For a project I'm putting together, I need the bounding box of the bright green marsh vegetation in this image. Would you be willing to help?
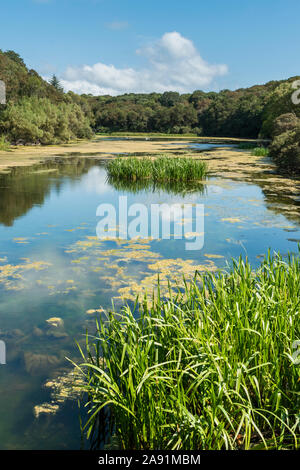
[0,135,10,151]
[237,143,270,156]
[251,147,269,157]
[76,251,300,450]
[106,155,207,185]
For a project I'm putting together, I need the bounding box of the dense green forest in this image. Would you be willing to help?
[0,50,92,144]
[0,50,300,170]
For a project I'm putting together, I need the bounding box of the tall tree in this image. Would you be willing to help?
[49,74,63,93]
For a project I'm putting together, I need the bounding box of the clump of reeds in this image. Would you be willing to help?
[106,155,207,184]
[251,146,269,156]
[75,251,300,450]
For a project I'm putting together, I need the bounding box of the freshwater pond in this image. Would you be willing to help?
[0,153,299,449]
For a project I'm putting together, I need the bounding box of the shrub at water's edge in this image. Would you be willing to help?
[74,251,300,450]
[0,135,10,151]
[269,113,300,172]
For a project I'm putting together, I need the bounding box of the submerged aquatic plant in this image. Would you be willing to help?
[75,251,300,450]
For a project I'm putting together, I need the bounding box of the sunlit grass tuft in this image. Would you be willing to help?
[0,135,11,151]
[106,155,207,185]
[251,147,269,156]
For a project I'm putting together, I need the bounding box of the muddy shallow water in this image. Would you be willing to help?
[0,141,299,449]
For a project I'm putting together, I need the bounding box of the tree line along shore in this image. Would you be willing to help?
[0,49,300,172]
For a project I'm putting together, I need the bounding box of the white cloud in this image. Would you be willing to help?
[61,31,228,96]
[81,167,113,195]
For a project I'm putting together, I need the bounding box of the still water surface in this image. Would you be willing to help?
[0,150,299,449]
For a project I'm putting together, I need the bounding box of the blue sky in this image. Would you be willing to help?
[0,0,299,95]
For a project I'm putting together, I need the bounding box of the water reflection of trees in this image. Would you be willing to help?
[0,157,103,226]
[254,176,300,226]
[1,157,300,228]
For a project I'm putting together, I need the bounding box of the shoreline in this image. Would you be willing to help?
[0,135,265,174]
